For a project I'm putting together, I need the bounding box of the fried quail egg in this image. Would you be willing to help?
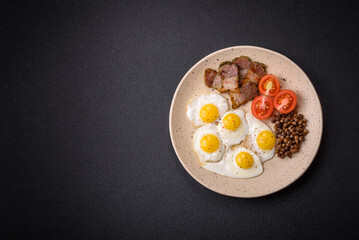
[193,124,225,163]
[186,93,229,126]
[218,109,248,147]
[246,113,276,162]
[203,147,263,178]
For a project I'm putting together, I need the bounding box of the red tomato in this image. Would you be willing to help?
[258,75,280,97]
[251,96,274,120]
[273,90,297,114]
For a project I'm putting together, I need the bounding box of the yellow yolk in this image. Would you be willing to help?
[223,113,241,130]
[256,130,276,150]
[235,152,254,169]
[200,104,219,123]
[200,135,220,153]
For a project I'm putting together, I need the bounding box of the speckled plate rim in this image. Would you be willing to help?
[169,46,323,198]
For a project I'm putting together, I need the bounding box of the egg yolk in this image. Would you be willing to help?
[200,135,220,153]
[200,104,219,123]
[223,113,241,130]
[235,152,254,169]
[256,130,276,150]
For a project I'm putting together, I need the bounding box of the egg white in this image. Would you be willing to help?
[193,124,225,163]
[186,93,229,126]
[246,113,275,162]
[203,147,263,178]
[218,109,248,147]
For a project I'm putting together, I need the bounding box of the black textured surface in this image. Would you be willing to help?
[2,0,359,239]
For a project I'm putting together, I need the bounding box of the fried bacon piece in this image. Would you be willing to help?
[233,56,252,70]
[218,61,239,92]
[204,68,222,91]
[233,56,252,82]
[204,68,217,88]
[230,92,246,108]
[229,82,258,108]
[242,62,267,85]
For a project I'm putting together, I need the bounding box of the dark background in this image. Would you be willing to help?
[2,0,359,239]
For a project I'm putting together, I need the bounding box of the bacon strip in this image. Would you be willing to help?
[229,82,258,108]
[204,68,222,91]
[233,56,252,84]
[204,68,217,87]
[242,62,266,85]
[233,56,251,70]
[218,61,239,92]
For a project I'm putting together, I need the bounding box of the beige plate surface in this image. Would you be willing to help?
[169,46,323,198]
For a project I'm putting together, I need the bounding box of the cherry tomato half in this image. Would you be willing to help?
[251,96,274,120]
[258,75,280,97]
[273,90,297,114]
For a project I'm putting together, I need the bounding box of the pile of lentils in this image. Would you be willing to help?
[271,112,309,158]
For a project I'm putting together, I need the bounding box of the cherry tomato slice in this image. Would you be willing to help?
[273,90,297,114]
[258,75,280,97]
[251,96,274,120]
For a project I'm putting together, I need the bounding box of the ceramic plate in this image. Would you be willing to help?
[169,46,323,198]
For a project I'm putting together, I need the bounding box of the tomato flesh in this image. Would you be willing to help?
[251,96,274,120]
[274,90,297,113]
[259,75,280,97]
